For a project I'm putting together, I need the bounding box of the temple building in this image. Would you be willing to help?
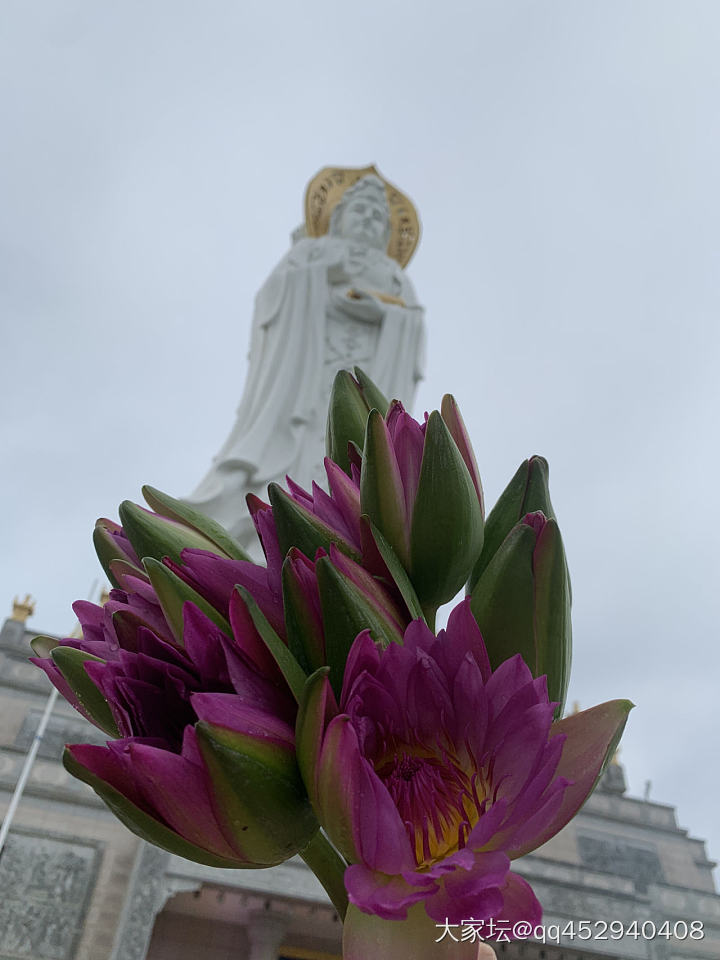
[1,602,719,960]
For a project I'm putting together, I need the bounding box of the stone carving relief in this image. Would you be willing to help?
[111,844,172,960]
[111,843,200,960]
[578,834,665,888]
[0,832,99,960]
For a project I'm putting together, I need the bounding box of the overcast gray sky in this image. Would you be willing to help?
[2,2,719,881]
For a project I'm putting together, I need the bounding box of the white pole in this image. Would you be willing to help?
[0,685,59,858]
[0,580,102,861]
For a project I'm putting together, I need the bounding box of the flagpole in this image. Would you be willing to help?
[0,579,101,861]
[0,686,59,859]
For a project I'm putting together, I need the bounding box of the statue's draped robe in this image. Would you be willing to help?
[187,235,425,542]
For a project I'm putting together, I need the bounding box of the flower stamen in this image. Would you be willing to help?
[376,742,487,869]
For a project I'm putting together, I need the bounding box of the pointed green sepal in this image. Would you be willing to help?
[470,455,555,590]
[440,393,484,517]
[470,522,536,665]
[533,518,572,714]
[353,366,390,416]
[143,557,230,646]
[50,647,120,737]
[141,485,250,561]
[62,747,242,868]
[360,409,409,566]
[363,518,425,623]
[234,586,307,702]
[325,368,390,476]
[316,555,403,697]
[470,516,571,716]
[295,667,335,813]
[409,411,484,614]
[93,519,142,589]
[195,722,318,865]
[30,635,59,658]
[268,483,360,563]
[118,500,222,568]
[326,370,373,475]
[108,558,150,589]
[281,553,323,674]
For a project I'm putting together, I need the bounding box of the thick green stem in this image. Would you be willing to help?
[300,830,349,920]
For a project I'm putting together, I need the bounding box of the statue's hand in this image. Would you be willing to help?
[336,288,386,323]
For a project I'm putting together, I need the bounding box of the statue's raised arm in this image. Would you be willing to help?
[185,166,426,550]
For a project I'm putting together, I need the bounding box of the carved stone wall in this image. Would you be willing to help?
[2,608,719,960]
[110,845,172,960]
[0,831,100,960]
[577,833,666,888]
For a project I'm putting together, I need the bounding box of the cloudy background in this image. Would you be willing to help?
[2,3,719,880]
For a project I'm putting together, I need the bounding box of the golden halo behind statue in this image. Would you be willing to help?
[304,164,421,268]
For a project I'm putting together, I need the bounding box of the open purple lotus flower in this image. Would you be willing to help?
[297,599,631,957]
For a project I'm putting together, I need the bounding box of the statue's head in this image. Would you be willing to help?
[329,175,391,251]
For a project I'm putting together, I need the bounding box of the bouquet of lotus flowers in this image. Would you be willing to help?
[31,368,631,960]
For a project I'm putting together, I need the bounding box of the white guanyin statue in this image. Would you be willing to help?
[186,165,426,549]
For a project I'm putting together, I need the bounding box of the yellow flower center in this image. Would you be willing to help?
[376,744,488,869]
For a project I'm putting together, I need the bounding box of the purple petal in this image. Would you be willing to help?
[225,586,278,677]
[127,739,239,859]
[310,481,359,548]
[494,871,543,929]
[484,654,535,718]
[182,603,231,687]
[191,692,295,746]
[65,741,149,813]
[96,518,141,567]
[317,716,414,873]
[252,506,284,598]
[440,597,491,682]
[385,402,425,519]
[502,777,569,853]
[509,699,633,858]
[340,630,381,705]
[325,458,362,548]
[71,600,106,645]
[344,867,435,920]
[489,701,554,788]
[521,510,547,537]
[451,657,489,756]
[422,850,509,924]
[173,550,285,639]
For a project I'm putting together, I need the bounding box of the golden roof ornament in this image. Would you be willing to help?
[11,594,35,623]
[304,164,421,267]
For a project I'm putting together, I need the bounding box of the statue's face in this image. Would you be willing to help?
[339,192,389,248]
